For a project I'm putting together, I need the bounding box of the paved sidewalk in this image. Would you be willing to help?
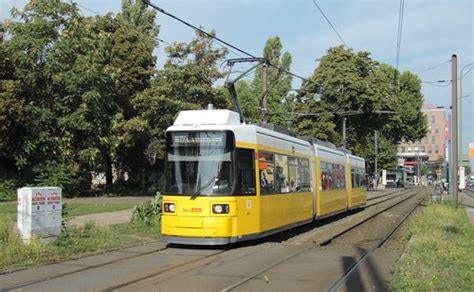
[67,209,134,227]
[64,196,152,227]
[460,189,474,224]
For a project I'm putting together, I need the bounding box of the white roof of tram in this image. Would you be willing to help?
[168,109,365,165]
[173,109,240,126]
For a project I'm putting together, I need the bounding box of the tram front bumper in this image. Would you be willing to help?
[161,215,234,238]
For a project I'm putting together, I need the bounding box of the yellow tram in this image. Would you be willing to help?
[161,109,367,245]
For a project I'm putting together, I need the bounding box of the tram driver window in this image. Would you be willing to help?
[237,149,256,195]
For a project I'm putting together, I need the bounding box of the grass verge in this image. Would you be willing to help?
[0,213,161,273]
[393,201,474,291]
[0,202,136,221]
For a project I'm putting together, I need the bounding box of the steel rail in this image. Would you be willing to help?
[219,188,424,291]
[328,192,425,292]
[367,189,401,201]
[365,190,410,208]
[1,241,166,291]
[319,188,420,246]
[105,249,229,291]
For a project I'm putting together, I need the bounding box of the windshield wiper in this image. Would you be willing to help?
[190,176,217,200]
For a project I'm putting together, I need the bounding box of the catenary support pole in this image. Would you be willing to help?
[451,54,458,202]
[262,63,269,123]
[374,130,378,190]
[342,117,347,149]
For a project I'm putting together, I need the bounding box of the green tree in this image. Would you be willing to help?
[296,46,426,170]
[152,30,229,108]
[131,30,229,178]
[3,0,83,184]
[291,99,339,141]
[236,79,260,123]
[112,0,158,118]
[357,133,398,175]
[0,21,25,173]
[1,0,161,191]
[252,36,293,126]
[107,0,159,187]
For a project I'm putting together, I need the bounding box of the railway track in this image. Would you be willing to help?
[366,189,408,208]
[219,188,425,291]
[328,192,425,291]
[367,189,401,201]
[1,188,420,291]
[0,241,165,291]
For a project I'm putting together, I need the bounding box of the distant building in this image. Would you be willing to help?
[396,106,448,184]
[397,107,448,162]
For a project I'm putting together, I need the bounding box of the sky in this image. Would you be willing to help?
[1,0,473,167]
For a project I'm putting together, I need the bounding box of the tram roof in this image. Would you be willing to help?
[169,109,365,163]
[173,109,240,126]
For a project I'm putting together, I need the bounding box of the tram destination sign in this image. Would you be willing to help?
[172,133,225,146]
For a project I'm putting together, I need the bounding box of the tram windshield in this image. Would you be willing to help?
[165,131,235,196]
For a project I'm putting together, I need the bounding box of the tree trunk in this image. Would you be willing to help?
[104,152,113,192]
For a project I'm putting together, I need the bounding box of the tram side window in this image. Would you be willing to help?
[259,152,311,194]
[321,162,345,190]
[336,164,346,188]
[299,159,311,191]
[351,167,367,188]
[275,154,289,193]
[359,168,367,187]
[351,168,359,188]
[237,148,256,195]
[259,152,275,194]
[321,162,331,190]
[361,169,367,187]
[288,157,299,192]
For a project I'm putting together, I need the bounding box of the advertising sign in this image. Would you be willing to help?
[459,167,465,190]
[470,143,474,159]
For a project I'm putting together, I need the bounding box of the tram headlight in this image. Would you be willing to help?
[212,204,229,214]
[164,203,175,213]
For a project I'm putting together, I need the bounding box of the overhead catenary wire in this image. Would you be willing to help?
[70,1,174,47]
[311,0,347,47]
[71,0,243,59]
[74,0,320,89]
[157,38,172,46]
[421,80,450,84]
[395,0,405,71]
[144,0,255,58]
[422,66,474,85]
[418,59,451,74]
[144,0,320,88]
[71,1,101,15]
[422,82,451,88]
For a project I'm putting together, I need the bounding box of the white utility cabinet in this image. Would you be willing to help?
[17,187,62,242]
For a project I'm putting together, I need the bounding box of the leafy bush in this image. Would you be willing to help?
[33,161,88,197]
[0,178,17,202]
[130,192,162,225]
